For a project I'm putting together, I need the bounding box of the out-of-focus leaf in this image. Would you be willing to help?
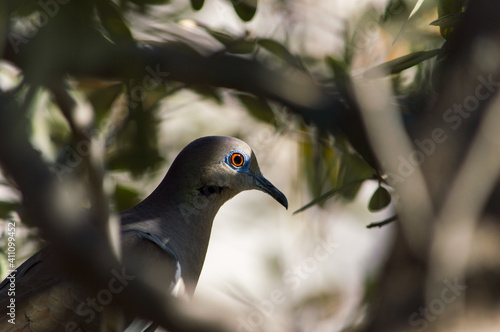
[298,129,372,210]
[325,56,352,101]
[368,186,392,212]
[337,153,372,200]
[113,184,141,211]
[190,85,223,104]
[258,39,301,68]
[202,27,255,54]
[107,87,164,175]
[95,0,134,44]
[363,49,441,78]
[393,0,426,45]
[230,0,257,22]
[190,0,204,10]
[86,83,123,122]
[429,13,463,28]
[235,93,274,123]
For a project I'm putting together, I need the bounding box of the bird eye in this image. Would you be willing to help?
[230,153,245,168]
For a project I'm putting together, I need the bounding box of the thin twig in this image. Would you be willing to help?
[366,215,397,228]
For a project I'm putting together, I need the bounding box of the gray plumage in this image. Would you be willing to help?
[0,136,287,332]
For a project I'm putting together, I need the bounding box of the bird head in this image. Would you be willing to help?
[165,136,288,209]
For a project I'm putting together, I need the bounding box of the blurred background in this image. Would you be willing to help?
[2,0,500,331]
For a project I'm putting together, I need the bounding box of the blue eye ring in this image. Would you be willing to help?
[225,150,250,171]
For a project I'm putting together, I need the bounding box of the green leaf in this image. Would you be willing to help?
[231,0,257,22]
[86,83,123,122]
[113,184,141,211]
[95,0,134,44]
[235,93,274,123]
[189,85,223,104]
[257,39,301,68]
[335,151,373,201]
[190,0,204,10]
[368,186,391,212]
[325,56,352,101]
[363,49,441,78]
[429,13,463,28]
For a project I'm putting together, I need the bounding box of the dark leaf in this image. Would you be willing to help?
[337,152,373,201]
[368,186,391,212]
[107,86,164,175]
[86,83,124,122]
[190,85,223,104]
[190,0,205,10]
[95,0,134,44]
[235,93,274,123]
[230,0,257,22]
[429,13,464,28]
[202,27,255,54]
[113,184,141,211]
[325,56,352,101]
[258,39,301,68]
[363,49,441,78]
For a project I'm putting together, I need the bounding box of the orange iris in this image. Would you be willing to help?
[231,153,244,167]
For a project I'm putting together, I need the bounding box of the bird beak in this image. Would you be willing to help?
[254,175,288,209]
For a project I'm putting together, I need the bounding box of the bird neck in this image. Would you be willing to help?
[121,173,237,294]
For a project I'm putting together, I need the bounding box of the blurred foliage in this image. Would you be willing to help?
[0,0,465,250]
[0,0,462,226]
[0,0,485,330]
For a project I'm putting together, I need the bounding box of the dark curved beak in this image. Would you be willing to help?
[254,175,288,209]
